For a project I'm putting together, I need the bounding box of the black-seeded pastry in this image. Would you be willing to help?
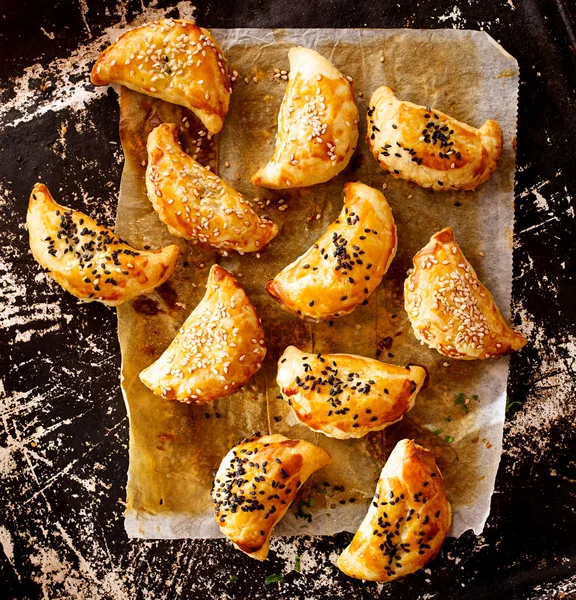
[140,265,266,403]
[212,433,332,560]
[252,46,358,188]
[266,182,396,321]
[337,439,452,581]
[405,227,527,359]
[27,183,179,306]
[277,346,426,439]
[146,123,278,254]
[367,86,502,191]
[91,19,230,135]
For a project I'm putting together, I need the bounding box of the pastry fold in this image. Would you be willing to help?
[277,346,426,439]
[213,433,332,560]
[27,183,179,306]
[337,439,451,581]
[404,227,527,359]
[368,86,502,191]
[267,182,397,322]
[91,19,230,135]
[146,123,278,254]
[252,46,358,188]
[140,265,266,403]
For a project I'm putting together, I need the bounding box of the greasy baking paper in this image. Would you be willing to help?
[114,28,519,540]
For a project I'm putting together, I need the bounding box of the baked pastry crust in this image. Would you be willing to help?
[27,183,179,306]
[212,433,332,560]
[146,123,278,254]
[337,439,451,581]
[277,346,426,439]
[266,182,397,322]
[251,46,359,188]
[139,264,266,403]
[367,86,502,191]
[404,227,527,359]
[91,19,230,135]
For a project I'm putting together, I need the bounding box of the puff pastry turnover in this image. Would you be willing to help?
[91,19,230,135]
[277,346,426,439]
[405,227,527,359]
[27,183,179,306]
[267,182,397,322]
[146,123,278,254]
[337,439,451,582]
[139,264,266,403]
[213,433,332,560]
[367,86,503,191]
[251,46,359,188]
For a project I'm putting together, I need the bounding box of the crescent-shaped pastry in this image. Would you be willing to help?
[405,228,527,359]
[367,86,503,191]
[139,264,266,403]
[337,439,452,582]
[251,46,359,189]
[27,183,179,306]
[277,346,427,440]
[266,182,396,322]
[90,19,230,135]
[146,123,278,254]
[212,433,332,560]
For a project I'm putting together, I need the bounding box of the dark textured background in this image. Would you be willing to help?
[1,1,575,598]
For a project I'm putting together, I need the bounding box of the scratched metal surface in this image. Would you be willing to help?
[1,1,575,599]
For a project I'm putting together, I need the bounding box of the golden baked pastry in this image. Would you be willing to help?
[337,439,451,581]
[266,182,396,321]
[27,183,179,306]
[91,19,230,135]
[277,346,426,439]
[367,86,502,191]
[146,123,278,254]
[405,227,527,359]
[212,433,332,560]
[140,264,266,403]
[251,46,358,188]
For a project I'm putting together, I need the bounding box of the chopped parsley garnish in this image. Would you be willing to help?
[295,555,301,573]
[265,574,285,585]
[229,575,237,583]
[295,498,314,522]
[454,392,469,413]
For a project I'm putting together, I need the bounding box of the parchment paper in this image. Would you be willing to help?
[115,28,519,540]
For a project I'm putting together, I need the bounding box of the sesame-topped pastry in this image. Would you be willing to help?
[251,46,358,189]
[139,264,266,403]
[212,433,332,560]
[146,123,278,254]
[277,346,426,440]
[337,439,451,582]
[27,183,179,306]
[91,19,230,135]
[405,228,527,359]
[367,86,503,191]
[266,182,396,322]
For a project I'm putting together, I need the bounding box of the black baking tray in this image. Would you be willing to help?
[1,1,575,598]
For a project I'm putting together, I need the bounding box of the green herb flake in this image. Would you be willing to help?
[295,498,313,522]
[454,392,469,414]
[265,574,285,585]
[505,396,522,413]
[229,575,238,584]
[295,555,301,573]
[472,395,479,401]
[445,416,452,422]
[444,435,454,444]
[433,429,441,436]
